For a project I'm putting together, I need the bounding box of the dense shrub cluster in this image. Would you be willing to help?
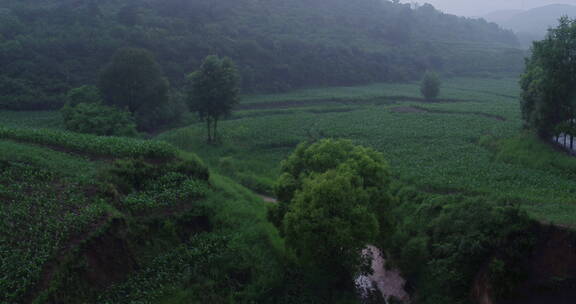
[386,187,536,303]
[61,102,138,137]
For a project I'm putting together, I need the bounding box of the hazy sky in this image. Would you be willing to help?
[404,0,576,16]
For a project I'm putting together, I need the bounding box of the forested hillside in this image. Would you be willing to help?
[0,0,523,110]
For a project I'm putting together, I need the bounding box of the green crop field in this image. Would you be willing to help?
[159,76,576,226]
[3,76,575,303]
[0,111,62,129]
[0,127,284,303]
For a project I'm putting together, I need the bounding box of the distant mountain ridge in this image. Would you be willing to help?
[0,0,525,110]
[483,9,524,25]
[483,4,576,47]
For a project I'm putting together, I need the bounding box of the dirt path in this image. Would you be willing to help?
[391,106,506,121]
[239,96,469,111]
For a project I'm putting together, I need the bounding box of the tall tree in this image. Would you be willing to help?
[420,71,441,101]
[98,48,169,130]
[520,17,576,139]
[283,168,379,288]
[272,139,393,291]
[187,55,240,143]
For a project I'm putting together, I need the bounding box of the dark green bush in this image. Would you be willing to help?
[65,85,102,107]
[61,102,138,137]
[386,194,536,303]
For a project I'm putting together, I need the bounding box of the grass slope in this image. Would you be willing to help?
[0,128,285,303]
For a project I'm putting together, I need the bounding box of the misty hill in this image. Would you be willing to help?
[484,4,576,47]
[483,9,525,25]
[0,0,524,110]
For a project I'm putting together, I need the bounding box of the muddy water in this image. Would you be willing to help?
[356,245,410,303]
[554,134,576,153]
[260,195,278,203]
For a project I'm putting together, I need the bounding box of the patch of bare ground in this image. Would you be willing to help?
[390,106,428,113]
[238,96,468,111]
[24,214,114,303]
[260,195,278,203]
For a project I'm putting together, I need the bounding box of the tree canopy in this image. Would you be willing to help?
[187,55,240,143]
[272,139,393,288]
[99,48,169,120]
[520,17,576,138]
[283,168,379,283]
[421,71,441,101]
[0,0,524,110]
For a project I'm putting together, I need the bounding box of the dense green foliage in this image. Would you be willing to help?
[61,102,138,137]
[272,140,391,290]
[0,0,523,110]
[99,47,170,130]
[187,55,240,143]
[386,190,535,303]
[420,71,441,101]
[520,17,576,138]
[284,170,379,287]
[66,85,103,107]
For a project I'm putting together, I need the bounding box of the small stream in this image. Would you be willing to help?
[355,246,410,303]
[554,134,576,153]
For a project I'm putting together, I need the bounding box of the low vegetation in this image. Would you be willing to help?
[0,125,292,303]
[0,126,177,159]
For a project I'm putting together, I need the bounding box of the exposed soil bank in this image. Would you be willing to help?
[474,225,576,304]
[29,212,211,303]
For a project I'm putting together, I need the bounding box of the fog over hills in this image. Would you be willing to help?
[411,0,576,17]
[482,4,576,47]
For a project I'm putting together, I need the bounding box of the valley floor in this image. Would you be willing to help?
[157,76,576,226]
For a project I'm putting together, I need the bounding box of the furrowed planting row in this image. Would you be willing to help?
[0,126,177,160]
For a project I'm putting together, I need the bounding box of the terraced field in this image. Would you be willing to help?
[0,128,282,303]
[159,77,576,226]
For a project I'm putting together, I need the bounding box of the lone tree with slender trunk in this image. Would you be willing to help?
[187,55,240,143]
[420,71,441,101]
